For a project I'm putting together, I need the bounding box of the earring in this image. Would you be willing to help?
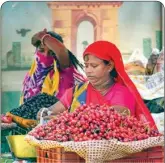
[109,68,112,72]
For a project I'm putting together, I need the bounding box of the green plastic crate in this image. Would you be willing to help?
[1,129,12,153]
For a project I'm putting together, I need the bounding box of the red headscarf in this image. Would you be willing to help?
[83,41,157,129]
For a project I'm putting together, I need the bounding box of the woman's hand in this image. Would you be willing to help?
[31,29,47,46]
[34,29,47,41]
[22,119,37,128]
[36,108,49,120]
[37,101,67,120]
[110,106,130,116]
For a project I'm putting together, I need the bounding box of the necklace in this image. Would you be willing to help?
[92,80,116,96]
[99,82,116,96]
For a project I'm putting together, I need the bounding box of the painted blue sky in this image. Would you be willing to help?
[1,2,52,57]
[1,1,162,60]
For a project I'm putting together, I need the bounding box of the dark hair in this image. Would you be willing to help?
[103,60,118,78]
[34,31,84,71]
[68,50,84,70]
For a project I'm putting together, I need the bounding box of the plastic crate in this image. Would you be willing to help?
[36,147,85,163]
[4,125,36,162]
[7,135,37,159]
[1,129,13,153]
[36,146,164,163]
[1,123,30,154]
[107,146,164,163]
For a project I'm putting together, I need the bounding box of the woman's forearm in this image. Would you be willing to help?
[31,29,70,68]
[110,105,131,116]
[44,36,70,68]
[48,101,67,115]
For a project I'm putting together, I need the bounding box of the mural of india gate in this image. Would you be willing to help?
[47,2,123,62]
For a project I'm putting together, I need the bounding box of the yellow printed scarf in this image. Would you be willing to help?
[20,60,59,105]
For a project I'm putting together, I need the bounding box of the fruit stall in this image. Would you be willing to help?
[23,104,164,163]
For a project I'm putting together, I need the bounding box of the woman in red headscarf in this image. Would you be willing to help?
[37,41,156,129]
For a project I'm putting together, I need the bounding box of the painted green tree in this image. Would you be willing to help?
[156,31,162,51]
[82,41,89,50]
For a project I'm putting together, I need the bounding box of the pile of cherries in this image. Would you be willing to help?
[29,104,161,142]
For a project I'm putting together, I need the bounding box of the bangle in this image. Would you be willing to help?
[41,34,51,45]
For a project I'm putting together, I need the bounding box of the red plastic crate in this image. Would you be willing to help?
[108,146,164,163]
[36,146,164,163]
[36,147,85,163]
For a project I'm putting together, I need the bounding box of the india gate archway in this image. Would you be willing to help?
[77,21,94,63]
[47,2,123,55]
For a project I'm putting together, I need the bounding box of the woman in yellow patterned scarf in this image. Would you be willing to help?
[6,29,86,128]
